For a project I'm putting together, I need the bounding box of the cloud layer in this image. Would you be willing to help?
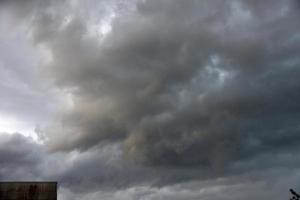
[35,0,300,169]
[1,0,300,199]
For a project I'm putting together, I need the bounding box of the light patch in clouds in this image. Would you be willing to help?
[85,12,115,40]
[99,12,115,36]
[228,1,252,26]
[0,11,61,141]
[0,113,34,137]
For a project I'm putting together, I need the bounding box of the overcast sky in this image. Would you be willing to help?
[0,0,300,199]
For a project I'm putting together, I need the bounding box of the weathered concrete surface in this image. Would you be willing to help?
[0,182,56,200]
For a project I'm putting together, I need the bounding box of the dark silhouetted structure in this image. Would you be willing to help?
[290,189,300,200]
[0,182,56,200]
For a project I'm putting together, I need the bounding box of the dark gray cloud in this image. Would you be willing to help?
[0,133,150,190]
[0,133,44,180]
[0,133,208,195]
[30,0,300,170]
[63,170,300,200]
[0,132,300,200]
[1,0,300,199]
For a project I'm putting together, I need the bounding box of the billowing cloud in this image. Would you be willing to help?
[0,132,300,200]
[58,170,300,200]
[0,133,43,180]
[1,0,300,199]
[26,0,300,170]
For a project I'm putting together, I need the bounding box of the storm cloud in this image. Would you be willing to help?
[1,0,300,199]
[28,0,300,169]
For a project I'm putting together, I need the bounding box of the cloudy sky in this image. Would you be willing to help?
[0,0,300,199]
